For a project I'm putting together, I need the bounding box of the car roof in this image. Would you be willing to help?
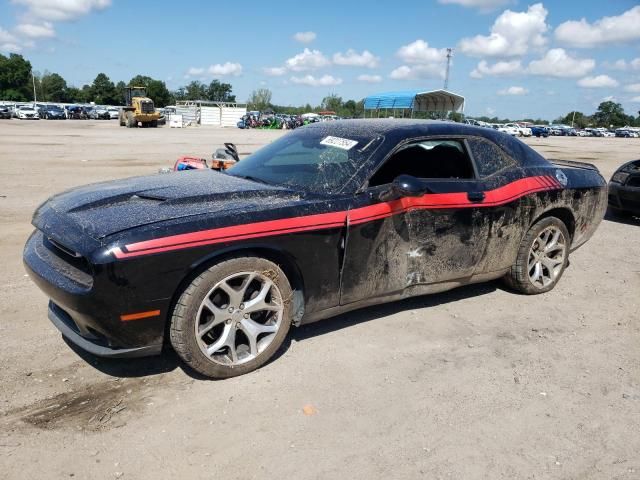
[302,118,549,168]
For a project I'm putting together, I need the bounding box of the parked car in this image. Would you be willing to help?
[16,104,39,119]
[505,123,532,137]
[608,159,640,216]
[498,124,519,136]
[39,104,66,120]
[0,105,11,119]
[530,125,549,138]
[66,105,89,119]
[107,107,120,120]
[615,128,639,138]
[24,120,607,378]
[90,106,111,120]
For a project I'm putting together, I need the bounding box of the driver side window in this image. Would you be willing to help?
[369,139,475,187]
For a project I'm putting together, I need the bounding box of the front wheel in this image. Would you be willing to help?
[504,216,570,294]
[170,257,293,378]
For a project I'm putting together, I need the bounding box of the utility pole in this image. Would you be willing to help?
[571,110,576,127]
[444,48,453,90]
[32,71,37,105]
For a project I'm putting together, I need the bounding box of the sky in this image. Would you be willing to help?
[1,0,639,119]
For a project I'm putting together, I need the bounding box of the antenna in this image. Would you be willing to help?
[444,48,453,90]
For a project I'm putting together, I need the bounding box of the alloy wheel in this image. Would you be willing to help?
[194,271,284,365]
[527,226,567,288]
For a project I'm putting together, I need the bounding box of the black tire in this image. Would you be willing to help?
[150,120,158,128]
[170,256,293,378]
[504,216,570,295]
[126,112,136,128]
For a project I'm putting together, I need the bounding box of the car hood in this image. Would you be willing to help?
[34,170,299,240]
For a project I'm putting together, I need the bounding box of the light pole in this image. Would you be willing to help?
[32,71,37,105]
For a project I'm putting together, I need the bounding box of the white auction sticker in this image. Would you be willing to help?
[320,136,358,150]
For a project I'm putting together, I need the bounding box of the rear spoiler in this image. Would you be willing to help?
[549,159,600,172]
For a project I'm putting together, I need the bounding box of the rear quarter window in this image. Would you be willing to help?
[467,137,516,177]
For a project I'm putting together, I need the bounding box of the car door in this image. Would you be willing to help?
[339,137,491,306]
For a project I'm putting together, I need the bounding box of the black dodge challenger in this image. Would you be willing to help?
[24,120,607,378]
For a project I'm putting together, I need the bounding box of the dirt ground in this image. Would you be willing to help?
[1,120,639,480]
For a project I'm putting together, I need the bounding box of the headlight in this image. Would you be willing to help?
[611,172,629,184]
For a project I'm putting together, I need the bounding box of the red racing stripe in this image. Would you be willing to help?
[112,175,558,259]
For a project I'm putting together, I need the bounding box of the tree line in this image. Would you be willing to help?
[0,53,236,107]
[3,52,639,126]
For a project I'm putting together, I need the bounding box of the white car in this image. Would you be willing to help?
[498,124,519,136]
[505,123,532,137]
[16,105,39,120]
[107,108,120,120]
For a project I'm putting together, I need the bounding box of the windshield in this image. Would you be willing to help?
[226,128,383,194]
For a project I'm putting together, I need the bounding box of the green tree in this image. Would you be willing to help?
[321,94,342,113]
[128,75,172,107]
[448,111,465,123]
[40,72,68,102]
[184,80,208,100]
[0,53,32,101]
[247,88,272,111]
[115,81,126,105]
[592,101,631,128]
[89,73,118,104]
[207,79,235,102]
[560,111,590,128]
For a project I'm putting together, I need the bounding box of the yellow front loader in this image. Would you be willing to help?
[119,86,161,128]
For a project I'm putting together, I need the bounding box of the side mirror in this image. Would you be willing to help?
[379,175,425,201]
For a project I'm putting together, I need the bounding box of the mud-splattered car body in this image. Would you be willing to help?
[24,120,607,358]
[608,159,640,216]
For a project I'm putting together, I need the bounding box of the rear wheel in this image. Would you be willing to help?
[504,216,570,294]
[170,257,292,378]
[151,120,158,128]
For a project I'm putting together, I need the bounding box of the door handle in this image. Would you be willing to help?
[468,191,485,202]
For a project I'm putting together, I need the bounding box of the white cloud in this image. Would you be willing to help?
[527,48,595,78]
[389,64,445,80]
[601,95,616,103]
[624,83,640,93]
[458,3,548,57]
[11,0,111,22]
[497,86,528,95]
[208,62,243,77]
[555,6,640,48]
[470,59,522,78]
[186,67,205,76]
[290,74,342,87]
[333,49,379,68]
[293,31,316,43]
[577,75,619,88]
[357,74,382,83]
[438,0,510,10]
[603,59,630,71]
[263,66,287,76]
[0,27,22,52]
[397,39,447,64]
[602,58,640,71]
[15,22,55,38]
[631,96,640,103]
[285,48,330,71]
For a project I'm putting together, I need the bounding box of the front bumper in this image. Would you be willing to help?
[24,230,168,355]
[608,182,640,214]
[49,302,162,358]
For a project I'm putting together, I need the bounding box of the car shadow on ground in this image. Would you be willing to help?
[604,209,640,226]
[68,281,502,381]
[290,281,499,343]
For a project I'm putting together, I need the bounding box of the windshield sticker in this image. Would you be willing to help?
[320,136,359,150]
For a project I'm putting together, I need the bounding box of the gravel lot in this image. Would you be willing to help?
[1,120,639,479]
